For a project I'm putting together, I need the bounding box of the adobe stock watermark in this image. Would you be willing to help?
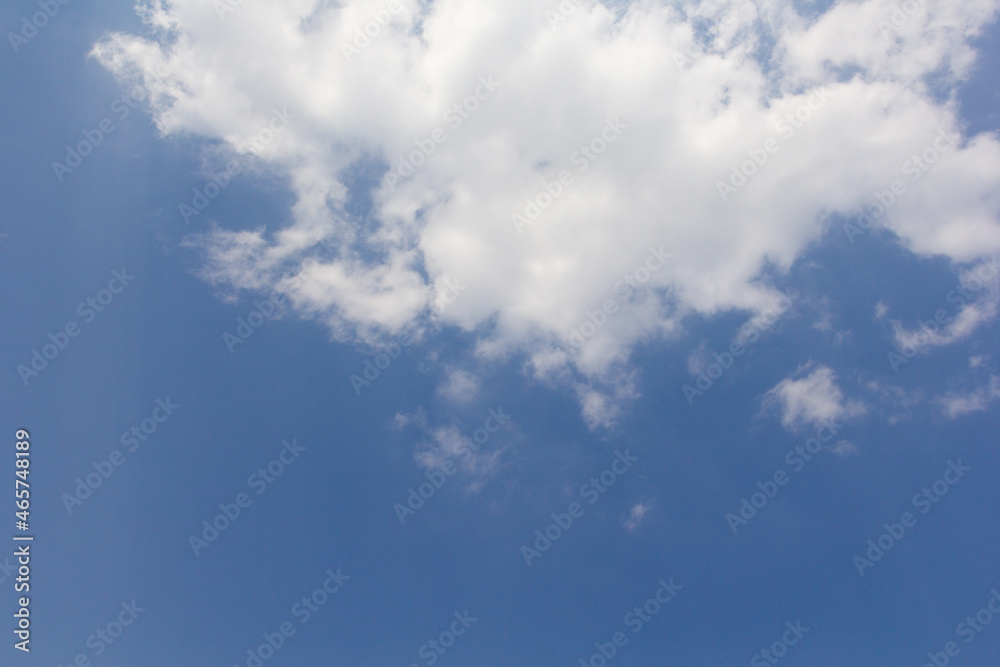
[578,578,682,667]
[188,439,306,556]
[717,90,832,202]
[919,586,1000,667]
[7,0,72,54]
[394,407,511,523]
[887,254,998,373]
[843,128,960,243]
[683,290,793,405]
[231,568,349,667]
[750,620,810,667]
[545,0,585,28]
[51,86,154,183]
[223,294,284,353]
[567,245,672,349]
[17,268,135,386]
[349,330,421,396]
[725,417,843,534]
[520,449,639,566]
[385,75,502,192]
[61,397,180,515]
[853,459,970,576]
[433,276,467,312]
[406,611,477,667]
[180,107,293,224]
[340,0,406,62]
[877,0,926,38]
[57,600,145,666]
[511,117,628,233]
[223,273,305,353]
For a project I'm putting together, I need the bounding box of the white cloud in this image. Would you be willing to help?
[812,302,850,345]
[829,440,860,457]
[935,375,1000,418]
[874,301,889,320]
[686,341,710,376]
[575,368,640,430]
[864,379,924,424]
[93,0,1000,425]
[412,423,506,492]
[624,501,653,532]
[764,362,867,430]
[390,409,427,431]
[437,368,481,404]
[890,255,1000,353]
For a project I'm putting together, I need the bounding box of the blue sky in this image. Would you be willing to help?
[2,1,1000,666]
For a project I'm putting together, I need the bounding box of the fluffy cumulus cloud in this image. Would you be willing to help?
[92,0,1000,422]
[764,362,866,430]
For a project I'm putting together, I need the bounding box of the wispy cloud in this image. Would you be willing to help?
[624,501,654,532]
[935,376,1000,419]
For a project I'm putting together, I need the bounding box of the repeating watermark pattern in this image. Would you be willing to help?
[683,290,793,405]
[887,254,998,372]
[51,89,150,183]
[7,0,72,53]
[843,129,960,243]
[222,272,306,354]
[717,91,832,202]
[511,117,628,233]
[919,586,1000,667]
[406,610,477,667]
[188,439,306,556]
[567,246,672,349]
[349,334,416,396]
[546,0,585,28]
[578,578,682,667]
[351,281,463,394]
[180,159,243,225]
[61,397,180,515]
[877,0,926,38]
[86,600,144,658]
[726,418,843,534]
[17,268,135,386]
[853,459,970,576]
[750,620,810,666]
[520,449,639,566]
[394,407,511,524]
[230,568,348,667]
[223,289,289,353]
[57,600,145,666]
[340,0,406,62]
[180,108,294,224]
[433,276,467,313]
[385,76,502,192]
